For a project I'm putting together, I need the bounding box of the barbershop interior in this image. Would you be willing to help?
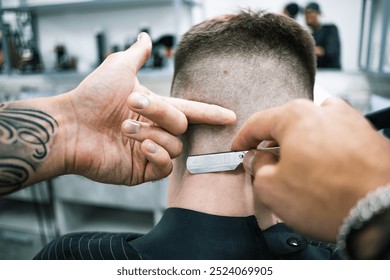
[0,0,389,260]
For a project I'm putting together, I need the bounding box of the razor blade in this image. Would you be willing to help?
[186,146,279,174]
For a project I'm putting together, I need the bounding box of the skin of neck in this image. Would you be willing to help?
[311,22,322,31]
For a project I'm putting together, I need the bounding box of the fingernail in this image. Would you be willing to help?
[243,150,256,176]
[123,120,140,134]
[130,92,149,109]
[146,142,157,154]
[137,32,144,41]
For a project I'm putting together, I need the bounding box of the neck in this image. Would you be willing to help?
[168,163,280,229]
[168,167,254,217]
[310,22,322,31]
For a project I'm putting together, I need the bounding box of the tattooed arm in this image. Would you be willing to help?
[0,96,67,194]
[0,33,235,195]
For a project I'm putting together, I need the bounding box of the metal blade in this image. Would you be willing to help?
[186,144,280,175]
[186,150,248,174]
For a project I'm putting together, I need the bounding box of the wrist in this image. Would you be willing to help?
[337,183,390,259]
[26,92,78,178]
[32,93,76,178]
[52,90,80,175]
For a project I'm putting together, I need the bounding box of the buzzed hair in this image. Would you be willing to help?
[171,10,316,159]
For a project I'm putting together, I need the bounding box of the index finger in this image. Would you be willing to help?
[128,89,237,136]
[231,108,282,151]
[163,96,237,125]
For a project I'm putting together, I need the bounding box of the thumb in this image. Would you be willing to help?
[123,32,152,73]
[243,149,278,176]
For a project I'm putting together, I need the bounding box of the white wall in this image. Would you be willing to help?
[201,0,363,72]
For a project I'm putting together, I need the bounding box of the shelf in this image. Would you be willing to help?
[0,68,173,103]
[0,0,198,76]
[1,0,176,14]
[1,0,199,15]
[52,175,168,212]
[56,202,154,234]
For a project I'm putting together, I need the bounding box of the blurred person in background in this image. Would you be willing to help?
[282,2,300,19]
[304,2,341,69]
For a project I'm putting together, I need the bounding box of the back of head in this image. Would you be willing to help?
[284,3,300,19]
[305,2,321,14]
[171,10,315,165]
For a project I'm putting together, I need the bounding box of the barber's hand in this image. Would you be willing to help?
[232,97,390,242]
[65,33,236,186]
[315,46,325,57]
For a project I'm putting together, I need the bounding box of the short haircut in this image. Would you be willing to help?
[171,10,316,162]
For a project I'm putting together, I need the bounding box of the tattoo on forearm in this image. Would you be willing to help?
[0,103,58,191]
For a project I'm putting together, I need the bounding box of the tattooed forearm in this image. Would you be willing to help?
[0,158,34,188]
[0,103,58,192]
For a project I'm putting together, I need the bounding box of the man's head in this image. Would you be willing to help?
[171,10,315,165]
[305,2,321,29]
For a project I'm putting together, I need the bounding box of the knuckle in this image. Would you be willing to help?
[105,51,121,63]
[174,119,188,136]
[171,139,184,158]
[286,99,314,120]
[288,99,312,110]
[153,156,173,179]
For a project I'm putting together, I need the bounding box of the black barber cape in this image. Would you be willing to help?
[34,208,342,260]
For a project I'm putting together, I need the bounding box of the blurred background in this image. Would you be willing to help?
[0,0,389,259]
